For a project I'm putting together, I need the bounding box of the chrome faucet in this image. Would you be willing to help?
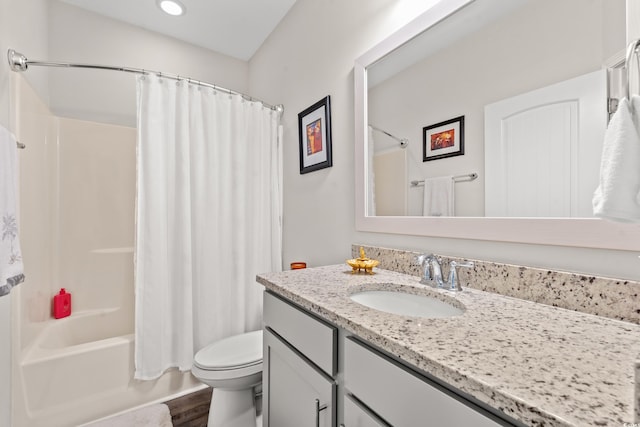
[415,254,474,291]
[415,254,444,288]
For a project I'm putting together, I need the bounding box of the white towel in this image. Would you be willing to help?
[423,176,454,216]
[592,95,640,222]
[0,125,24,297]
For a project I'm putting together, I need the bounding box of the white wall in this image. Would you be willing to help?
[0,0,49,424]
[45,1,250,127]
[0,295,9,427]
[250,0,640,281]
[1,0,50,128]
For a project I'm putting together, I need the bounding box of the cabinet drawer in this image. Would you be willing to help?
[344,337,508,427]
[263,291,337,376]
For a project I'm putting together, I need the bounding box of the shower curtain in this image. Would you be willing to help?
[134,75,283,380]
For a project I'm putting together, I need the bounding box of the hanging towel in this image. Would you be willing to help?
[0,125,24,297]
[423,176,454,216]
[592,95,640,222]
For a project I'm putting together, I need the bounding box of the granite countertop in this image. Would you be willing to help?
[257,264,640,427]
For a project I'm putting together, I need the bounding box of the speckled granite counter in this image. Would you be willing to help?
[352,244,640,325]
[257,265,640,427]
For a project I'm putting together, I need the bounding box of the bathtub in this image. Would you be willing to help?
[14,308,202,427]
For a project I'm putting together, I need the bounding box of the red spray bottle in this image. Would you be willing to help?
[53,288,72,319]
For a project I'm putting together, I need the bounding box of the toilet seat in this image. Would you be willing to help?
[192,329,263,382]
[194,329,262,371]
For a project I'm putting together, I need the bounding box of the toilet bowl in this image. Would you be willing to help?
[192,330,263,427]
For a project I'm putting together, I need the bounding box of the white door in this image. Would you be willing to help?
[484,69,607,217]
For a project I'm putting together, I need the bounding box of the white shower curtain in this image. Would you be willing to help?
[134,75,283,380]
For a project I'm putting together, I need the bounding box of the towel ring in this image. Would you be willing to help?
[624,38,640,102]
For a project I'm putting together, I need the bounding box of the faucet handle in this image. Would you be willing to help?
[447,260,474,291]
[452,260,474,268]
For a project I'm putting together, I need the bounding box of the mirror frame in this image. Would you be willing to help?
[354,0,640,251]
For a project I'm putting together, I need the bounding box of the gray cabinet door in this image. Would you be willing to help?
[343,395,388,427]
[263,329,335,427]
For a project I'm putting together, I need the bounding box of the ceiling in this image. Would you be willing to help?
[58,0,298,61]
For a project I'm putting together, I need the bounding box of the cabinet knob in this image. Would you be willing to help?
[315,398,328,427]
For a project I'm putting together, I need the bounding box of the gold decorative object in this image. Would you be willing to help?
[346,247,379,274]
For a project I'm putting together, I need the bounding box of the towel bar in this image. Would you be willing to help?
[411,172,478,187]
[625,38,640,101]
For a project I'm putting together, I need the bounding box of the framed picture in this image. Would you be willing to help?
[423,115,464,162]
[298,96,332,174]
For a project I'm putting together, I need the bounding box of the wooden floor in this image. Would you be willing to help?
[165,387,212,427]
[164,386,262,426]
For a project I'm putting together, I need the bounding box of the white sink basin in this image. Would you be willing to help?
[349,290,464,318]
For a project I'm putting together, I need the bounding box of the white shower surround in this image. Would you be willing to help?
[11,77,201,427]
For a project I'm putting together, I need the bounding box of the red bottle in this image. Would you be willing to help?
[53,288,72,319]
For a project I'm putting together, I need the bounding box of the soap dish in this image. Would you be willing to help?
[346,247,379,274]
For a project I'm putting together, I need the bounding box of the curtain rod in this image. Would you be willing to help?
[369,124,408,147]
[7,49,284,113]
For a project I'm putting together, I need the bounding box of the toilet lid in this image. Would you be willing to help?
[194,330,263,370]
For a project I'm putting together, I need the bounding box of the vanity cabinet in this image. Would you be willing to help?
[263,292,337,427]
[263,291,519,427]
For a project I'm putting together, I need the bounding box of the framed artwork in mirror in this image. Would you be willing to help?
[423,115,464,161]
[298,95,332,174]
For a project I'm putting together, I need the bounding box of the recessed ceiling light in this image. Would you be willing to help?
[157,0,185,16]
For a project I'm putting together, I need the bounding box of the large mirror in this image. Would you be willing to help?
[354,0,640,250]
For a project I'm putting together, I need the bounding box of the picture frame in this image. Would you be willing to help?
[298,95,332,174]
[422,115,464,162]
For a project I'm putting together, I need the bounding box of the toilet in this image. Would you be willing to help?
[191,330,263,427]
